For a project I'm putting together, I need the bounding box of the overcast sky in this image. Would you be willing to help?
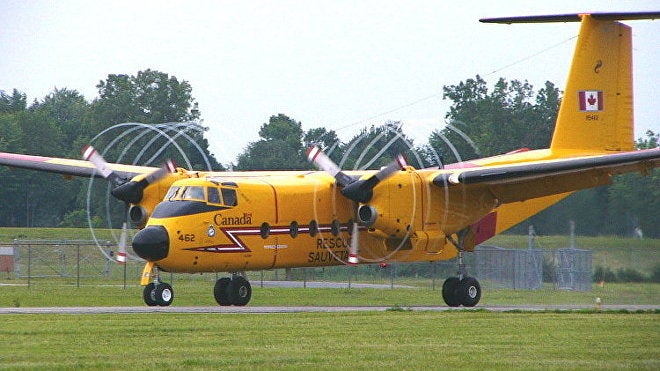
[1,0,658,165]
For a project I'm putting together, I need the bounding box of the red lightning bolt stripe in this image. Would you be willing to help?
[183,223,358,254]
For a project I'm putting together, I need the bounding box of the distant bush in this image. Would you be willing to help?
[593,265,617,282]
[616,268,647,282]
[652,264,660,283]
[593,265,651,283]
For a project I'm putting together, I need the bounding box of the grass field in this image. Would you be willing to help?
[1,281,659,308]
[0,229,658,369]
[1,311,658,369]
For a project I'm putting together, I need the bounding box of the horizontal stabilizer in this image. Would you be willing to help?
[480,12,660,24]
[434,149,659,187]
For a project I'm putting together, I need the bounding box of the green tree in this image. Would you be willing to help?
[31,88,91,156]
[340,121,416,170]
[0,71,219,227]
[433,75,559,163]
[303,127,340,152]
[93,69,199,127]
[236,114,308,170]
[0,90,28,225]
[0,89,27,113]
[605,131,659,237]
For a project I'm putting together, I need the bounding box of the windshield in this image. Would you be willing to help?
[181,186,205,201]
[163,185,238,207]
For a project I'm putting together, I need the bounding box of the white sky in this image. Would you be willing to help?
[1,0,658,165]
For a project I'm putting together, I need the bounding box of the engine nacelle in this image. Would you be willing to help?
[357,205,377,226]
[129,205,149,228]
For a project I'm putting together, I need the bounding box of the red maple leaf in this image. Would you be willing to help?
[587,94,597,106]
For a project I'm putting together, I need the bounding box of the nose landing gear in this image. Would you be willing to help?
[142,267,174,307]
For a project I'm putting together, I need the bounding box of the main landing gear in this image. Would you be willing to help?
[441,231,482,307]
[214,274,252,306]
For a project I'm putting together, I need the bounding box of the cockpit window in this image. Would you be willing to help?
[221,188,238,206]
[181,186,205,201]
[165,186,181,201]
[207,187,221,204]
[207,187,238,207]
[164,185,237,207]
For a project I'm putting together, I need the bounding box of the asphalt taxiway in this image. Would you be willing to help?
[1,304,658,314]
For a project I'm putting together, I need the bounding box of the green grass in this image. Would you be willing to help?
[1,281,658,308]
[0,227,113,242]
[0,311,657,369]
[1,229,658,369]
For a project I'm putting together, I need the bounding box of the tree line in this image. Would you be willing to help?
[0,70,657,237]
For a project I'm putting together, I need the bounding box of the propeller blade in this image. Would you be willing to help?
[348,222,359,265]
[307,146,407,203]
[117,222,128,265]
[307,146,355,187]
[143,159,177,185]
[110,160,177,204]
[83,145,177,204]
[372,154,408,182]
[341,155,408,203]
[82,145,122,185]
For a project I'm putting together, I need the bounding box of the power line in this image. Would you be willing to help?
[332,35,578,134]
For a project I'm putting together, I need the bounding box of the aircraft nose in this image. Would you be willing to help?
[132,225,169,261]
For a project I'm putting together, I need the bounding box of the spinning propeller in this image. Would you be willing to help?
[307,146,407,265]
[82,145,176,205]
[82,145,177,262]
[307,146,407,203]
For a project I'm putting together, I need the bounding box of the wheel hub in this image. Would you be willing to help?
[468,285,478,299]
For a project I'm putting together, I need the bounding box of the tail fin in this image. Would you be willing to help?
[482,12,660,153]
[551,14,633,153]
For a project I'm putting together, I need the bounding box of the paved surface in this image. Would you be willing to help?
[1,304,657,315]
[254,280,414,289]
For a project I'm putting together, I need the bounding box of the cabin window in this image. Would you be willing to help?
[290,221,299,238]
[221,188,237,206]
[181,186,205,201]
[260,222,270,239]
[331,219,340,236]
[309,220,318,237]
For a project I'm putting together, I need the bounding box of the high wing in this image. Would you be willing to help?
[432,149,660,204]
[0,152,158,181]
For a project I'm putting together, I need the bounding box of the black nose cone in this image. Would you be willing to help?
[132,225,169,261]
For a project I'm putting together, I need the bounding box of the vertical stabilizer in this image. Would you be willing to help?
[550,14,634,152]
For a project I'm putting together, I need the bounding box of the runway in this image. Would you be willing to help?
[1,304,658,314]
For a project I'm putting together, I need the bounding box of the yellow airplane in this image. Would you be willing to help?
[1,12,659,307]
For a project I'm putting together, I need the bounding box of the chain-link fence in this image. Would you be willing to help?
[2,240,593,291]
[475,245,544,290]
[554,248,592,291]
[4,240,143,287]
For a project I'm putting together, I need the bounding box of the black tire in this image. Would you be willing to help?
[214,277,232,306]
[143,283,157,306]
[442,277,461,307]
[155,282,174,306]
[228,276,252,306]
[458,277,481,307]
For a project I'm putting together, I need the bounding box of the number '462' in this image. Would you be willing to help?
[179,234,195,242]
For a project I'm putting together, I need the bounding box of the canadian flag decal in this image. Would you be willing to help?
[578,90,604,112]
